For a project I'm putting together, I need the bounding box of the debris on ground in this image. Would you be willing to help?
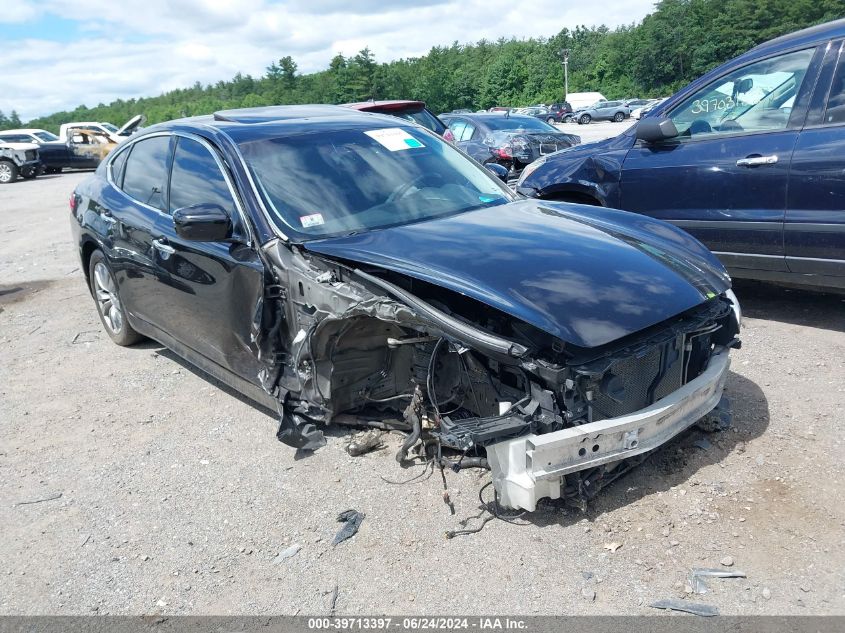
[273,543,302,563]
[604,542,623,552]
[345,430,384,457]
[693,438,713,450]
[689,567,747,594]
[650,598,719,616]
[14,492,63,507]
[720,556,735,567]
[695,398,732,432]
[581,586,596,602]
[333,510,365,545]
[329,584,339,614]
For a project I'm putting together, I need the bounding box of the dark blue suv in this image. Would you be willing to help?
[517,19,845,290]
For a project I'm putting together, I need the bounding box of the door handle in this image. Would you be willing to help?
[736,155,778,167]
[152,238,175,255]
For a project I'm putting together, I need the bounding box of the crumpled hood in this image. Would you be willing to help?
[305,199,730,349]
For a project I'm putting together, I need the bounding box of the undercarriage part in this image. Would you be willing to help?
[396,386,423,464]
[275,396,328,451]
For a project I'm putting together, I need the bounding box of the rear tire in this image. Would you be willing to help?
[547,117,556,125]
[578,114,591,125]
[21,165,39,179]
[613,112,625,122]
[563,115,574,123]
[0,160,18,184]
[88,250,144,346]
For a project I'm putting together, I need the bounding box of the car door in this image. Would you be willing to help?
[148,133,266,382]
[104,134,174,326]
[785,38,845,279]
[597,102,618,120]
[620,45,821,273]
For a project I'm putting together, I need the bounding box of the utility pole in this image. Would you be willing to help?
[560,49,570,101]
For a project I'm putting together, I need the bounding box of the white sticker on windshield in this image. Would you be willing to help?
[365,128,425,151]
[300,213,324,228]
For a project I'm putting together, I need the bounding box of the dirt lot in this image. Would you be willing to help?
[1,168,844,616]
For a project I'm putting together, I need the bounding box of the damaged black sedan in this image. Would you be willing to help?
[70,105,741,512]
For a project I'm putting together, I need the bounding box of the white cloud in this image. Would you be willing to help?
[0,0,657,120]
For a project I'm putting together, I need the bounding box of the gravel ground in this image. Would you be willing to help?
[1,165,844,616]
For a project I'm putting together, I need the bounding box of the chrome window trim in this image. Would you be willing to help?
[195,121,290,242]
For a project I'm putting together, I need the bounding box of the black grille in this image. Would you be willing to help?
[592,335,686,420]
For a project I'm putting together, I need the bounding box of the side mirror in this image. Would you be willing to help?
[636,117,679,143]
[736,77,753,94]
[172,203,232,241]
[485,162,509,182]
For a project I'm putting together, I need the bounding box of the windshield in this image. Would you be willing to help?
[239,125,515,240]
[101,123,119,133]
[35,131,59,142]
[482,116,557,132]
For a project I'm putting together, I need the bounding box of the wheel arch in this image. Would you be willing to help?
[80,238,101,286]
[538,183,605,206]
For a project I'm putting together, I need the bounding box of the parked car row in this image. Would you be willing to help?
[0,116,145,182]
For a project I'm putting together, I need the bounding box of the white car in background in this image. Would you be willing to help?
[632,98,668,119]
[0,129,61,145]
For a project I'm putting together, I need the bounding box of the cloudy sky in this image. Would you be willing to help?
[0,0,656,122]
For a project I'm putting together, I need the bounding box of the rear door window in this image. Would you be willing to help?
[121,136,171,211]
[823,48,845,125]
[169,137,237,217]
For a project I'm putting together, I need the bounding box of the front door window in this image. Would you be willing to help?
[668,48,815,138]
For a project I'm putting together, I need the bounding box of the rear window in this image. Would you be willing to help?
[387,108,446,135]
[482,116,557,132]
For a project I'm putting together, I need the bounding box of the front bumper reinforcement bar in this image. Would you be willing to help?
[487,346,731,511]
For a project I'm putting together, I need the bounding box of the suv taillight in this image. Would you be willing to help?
[69,192,79,213]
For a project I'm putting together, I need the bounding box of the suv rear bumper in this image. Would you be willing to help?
[487,346,731,511]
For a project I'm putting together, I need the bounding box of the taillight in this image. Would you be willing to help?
[69,192,79,213]
[443,128,455,143]
[495,147,512,159]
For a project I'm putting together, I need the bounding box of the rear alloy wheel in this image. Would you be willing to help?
[88,250,143,346]
[563,115,573,123]
[0,160,18,184]
[579,114,591,125]
[547,117,556,125]
[613,112,625,122]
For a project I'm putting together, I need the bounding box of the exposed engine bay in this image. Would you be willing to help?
[254,241,741,511]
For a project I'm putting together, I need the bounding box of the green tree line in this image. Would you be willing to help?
[9,0,843,133]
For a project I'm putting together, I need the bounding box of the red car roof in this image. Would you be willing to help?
[343,100,426,112]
